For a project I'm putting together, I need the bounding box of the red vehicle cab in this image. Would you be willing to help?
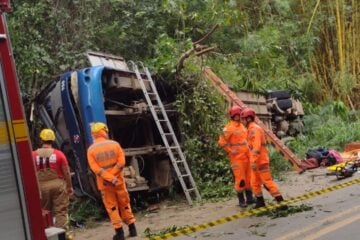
[0,1,47,239]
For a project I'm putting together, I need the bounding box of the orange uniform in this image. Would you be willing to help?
[87,136,135,229]
[247,122,281,198]
[218,120,251,192]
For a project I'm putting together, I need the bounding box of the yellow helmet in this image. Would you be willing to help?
[91,122,108,134]
[39,129,55,141]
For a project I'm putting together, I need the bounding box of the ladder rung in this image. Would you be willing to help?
[149,105,160,109]
[137,66,200,204]
[160,146,179,151]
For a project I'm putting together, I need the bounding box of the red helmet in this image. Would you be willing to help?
[229,106,242,117]
[240,108,256,118]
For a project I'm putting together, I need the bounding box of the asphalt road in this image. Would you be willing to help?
[175,180,360,240]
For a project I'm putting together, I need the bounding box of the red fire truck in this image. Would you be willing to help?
[0,1,54,239]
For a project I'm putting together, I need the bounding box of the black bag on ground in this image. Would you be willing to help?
[306,147,329,164]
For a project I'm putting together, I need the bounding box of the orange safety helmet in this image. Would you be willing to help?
[229,106,242,118]
[240,108,256,118]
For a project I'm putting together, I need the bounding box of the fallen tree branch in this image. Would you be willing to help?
[176,24,219,74]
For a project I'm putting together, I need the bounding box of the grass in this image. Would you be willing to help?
[144,225,189,239]
[69,198,106,228]
[255,204,313,219]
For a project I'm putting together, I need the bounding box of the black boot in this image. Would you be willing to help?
[254,196,266,209]
[129,223,137,237]
[113,227,125,240]
[275,195,288,210]
[237,192,247,208]
[245,190,255,205]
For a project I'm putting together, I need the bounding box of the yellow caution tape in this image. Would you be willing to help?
[151,178,360,240]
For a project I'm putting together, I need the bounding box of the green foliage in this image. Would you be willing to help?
[149,35,193,75]
[9,0,355,103]
[8,0,360,203]
[69,198,105,224]
[8,0,177,93]
[256,204,313,219]
[268,148,292,179]
[298,74,323,103]
[175,80,233,198]
[144,225,188,239]
[289,102,360,158]
[199,182,233,199]
[9,0,98,93]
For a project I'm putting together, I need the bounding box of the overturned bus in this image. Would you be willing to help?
[30,52,178,201]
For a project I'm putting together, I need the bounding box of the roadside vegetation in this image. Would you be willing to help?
[144,225,189,239]
[7,0,360,220]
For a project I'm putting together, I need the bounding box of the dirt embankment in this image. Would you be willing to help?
[73,168,349,240]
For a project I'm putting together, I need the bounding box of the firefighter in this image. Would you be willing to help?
[218,106,254,207]
[87,122,137,240]
[240,108,287,209]
[32,129,73,229]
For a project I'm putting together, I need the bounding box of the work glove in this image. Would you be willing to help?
[111,177,119,186]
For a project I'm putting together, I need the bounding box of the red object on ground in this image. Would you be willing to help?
[344,142,360,152]
[301,158,319,170]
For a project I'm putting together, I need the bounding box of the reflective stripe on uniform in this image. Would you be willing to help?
[97,168,105,176]
[220,142,247,148]
[229,142,247,146]
[252,150,261,155]
[219,143,229,148]
[271,191,281,197]
[101,163,123,171]
[258,165,269,171]
[102,163,116,169]
[115,163,123,170]
[231,164,240,169]
[87,140,118,152]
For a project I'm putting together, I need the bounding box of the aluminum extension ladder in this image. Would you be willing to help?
[129,61,201,205]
